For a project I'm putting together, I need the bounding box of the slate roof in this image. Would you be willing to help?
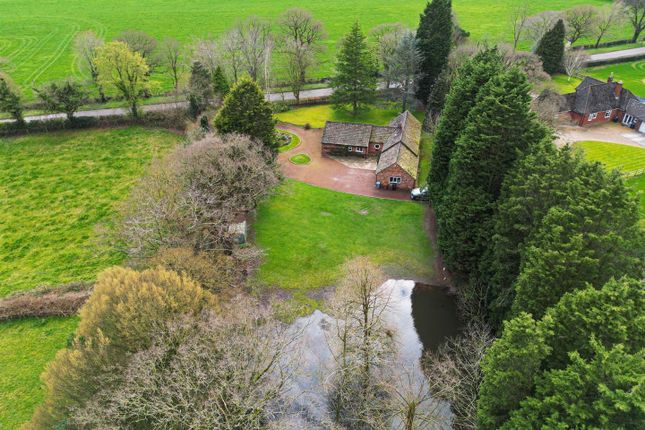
[321,122,373,147]
[376,112,422,178]
[567,76,640,115]
[626,98,645,121]
[370,125,397,143]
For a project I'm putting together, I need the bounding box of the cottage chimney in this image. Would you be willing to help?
[614,80,623,98]
[607,73,614,83]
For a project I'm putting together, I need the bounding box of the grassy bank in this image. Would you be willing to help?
[0,127,179,297]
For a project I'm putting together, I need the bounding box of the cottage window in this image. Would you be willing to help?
[588,113,597,121]
[374,144,381,150]
[389,176,402,184]
[605,110,612,119]
[348,147,353,152]
[355,147,364,153]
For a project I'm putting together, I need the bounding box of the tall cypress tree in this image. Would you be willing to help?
[415,0,453,103]
[427,48,503,204]
[212,65,229,97]
[331,22,378,116]
[438,68,547,276]
[188,61,214,118]
[214,77,276,150]
[535,19,565,75]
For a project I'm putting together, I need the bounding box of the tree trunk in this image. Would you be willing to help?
[130,100,139,118]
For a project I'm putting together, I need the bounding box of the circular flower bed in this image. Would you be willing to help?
[276,130,300,153]
[289,153,311,165]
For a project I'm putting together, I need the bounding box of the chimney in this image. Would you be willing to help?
[614,80,623,98]
[607,72,614,83]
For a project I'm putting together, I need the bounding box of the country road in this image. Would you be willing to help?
[0,86,338,124]
[588,46,645,63]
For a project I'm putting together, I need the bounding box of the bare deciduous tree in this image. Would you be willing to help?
[74,30,106,101]
[423,323,493,430]
[565,5,597,46]
[525,11,563,48]
[117,133,280,259]
[499,45,550,83]
[278,8,326,103]
[233,17,273,84]
[592,3,626,47]
[219,30,244,83]
[70,298,297,428]
[532,88,567,127]
[563,50,589,79]
[509,1,530,51]
[622,0,645,42]
[159,38,183,91]
[370,23,406,89]
[387,31,421,112]
[116,30,159,69]
[190,37,220,76]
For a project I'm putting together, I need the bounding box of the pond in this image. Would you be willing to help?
[411,283,461,352]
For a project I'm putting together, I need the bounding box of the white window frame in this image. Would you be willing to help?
[588,113,597,121]
[389,176,402,184]
[623,114,634,125]
[374,144,381,150]
[347,147,353,152]
[355,147,364,153]
[605,110,612,119]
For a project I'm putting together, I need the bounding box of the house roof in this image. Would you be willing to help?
[321,122,373,147]
[626,98,645,121]
[370,125,397,143]
[375,111,422,179]
[567,76,640,115]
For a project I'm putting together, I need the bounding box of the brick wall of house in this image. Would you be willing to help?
[322,143,368,157]
[368,141,384,155]
[571,109,619,127]
[375,165,416,191]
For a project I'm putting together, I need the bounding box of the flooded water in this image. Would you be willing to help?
[411,283,461,352]
[277,280,459,429]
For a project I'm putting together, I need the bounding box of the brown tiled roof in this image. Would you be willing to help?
[370,126,397,143]
[321,122,372,147]
[375,111,421,179]
[570,77,640,115]
[626,98,645,121]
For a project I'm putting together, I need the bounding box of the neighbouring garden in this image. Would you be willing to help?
[552,59,645,96]
[275,103,424,128]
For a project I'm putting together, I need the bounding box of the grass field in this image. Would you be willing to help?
[0,316,79,429]
[552,59,645,96]
[275,104,423,128]
[0,127,179,297]
[254,180,434,297]
[573,140,645,226]
[0,0,617,97]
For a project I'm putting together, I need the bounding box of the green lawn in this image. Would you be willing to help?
[0,127,179,297]
[254,180,434,296]
[0,317,79,429]
[0,0,618,97]
[553,60,645,97]
[289,153,311,165]
[573,141,645,174]
[275,103,423,128]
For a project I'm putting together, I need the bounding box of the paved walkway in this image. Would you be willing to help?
[556,123,644,148]
[589,46,645,63]
[276,123,410,201]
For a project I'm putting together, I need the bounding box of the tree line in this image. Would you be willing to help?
[425,38,643,427]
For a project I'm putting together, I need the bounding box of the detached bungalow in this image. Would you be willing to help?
[563,75,645,133]
[321,111,422,191]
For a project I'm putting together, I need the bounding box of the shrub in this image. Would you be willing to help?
[0,282,93,321]
[28,266,215,429]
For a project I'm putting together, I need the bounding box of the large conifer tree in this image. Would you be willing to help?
[535,19,565,75]
[427,48,503,204]
[415,0,453,103]
[438,68,547,276]
[331,22,378,115]
[214,77,276,150]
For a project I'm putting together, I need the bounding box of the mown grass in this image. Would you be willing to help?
[0,127,180,297]
[254,180,434,296]
[289,153,311,165]
[275,103,423,128]
[0,317,79,429]
[0,0,618,97]
[573,141,645,174]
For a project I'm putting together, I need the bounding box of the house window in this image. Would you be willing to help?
[588,113,597,121]
[389,176,402,184]
[355,147,364,153]
[374,144,381,150]
[347,147,353,152]
[605,110,612,119]
[623,114,634,125]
